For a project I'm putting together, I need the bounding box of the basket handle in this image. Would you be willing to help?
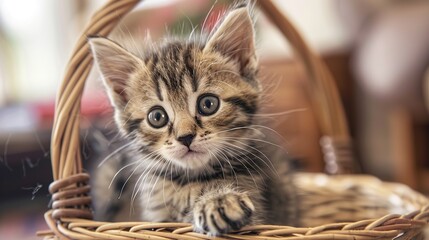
[257,1,355,174]
[51,0,140,181]
[51,0,355,183]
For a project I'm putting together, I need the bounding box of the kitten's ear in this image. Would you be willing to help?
[204,7,257,72]
[88,37,143,108]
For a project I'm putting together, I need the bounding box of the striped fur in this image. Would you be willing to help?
[89,4,295,236]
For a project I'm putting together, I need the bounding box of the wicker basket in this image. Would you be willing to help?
[39,0,429,239]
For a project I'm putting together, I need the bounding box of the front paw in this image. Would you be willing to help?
[193,191,254,236]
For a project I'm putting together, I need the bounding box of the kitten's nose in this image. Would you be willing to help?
[177,134,195,148]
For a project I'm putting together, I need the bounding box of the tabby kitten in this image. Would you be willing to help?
[89,4,294,236]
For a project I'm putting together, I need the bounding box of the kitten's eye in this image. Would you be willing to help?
[197,94,220,116]
[147,107,169,128]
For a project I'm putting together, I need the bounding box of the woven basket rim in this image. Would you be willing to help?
[40,172,429,239]
[42,0,429,239]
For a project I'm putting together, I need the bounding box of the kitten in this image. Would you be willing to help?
[89,4,296,236]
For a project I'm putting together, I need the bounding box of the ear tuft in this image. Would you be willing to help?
[88,37,143,108]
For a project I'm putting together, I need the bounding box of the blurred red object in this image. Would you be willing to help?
[33,90,111,126]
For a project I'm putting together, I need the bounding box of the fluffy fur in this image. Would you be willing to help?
[89,4,296,236]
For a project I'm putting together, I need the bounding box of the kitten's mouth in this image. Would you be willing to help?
[181,148,203,158]
[165,146,210,170]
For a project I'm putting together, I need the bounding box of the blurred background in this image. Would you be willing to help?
[0,0,428,239]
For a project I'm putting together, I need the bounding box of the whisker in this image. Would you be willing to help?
[206,148,226,181]
[119,151,160,200]
[221,136,286,150]
[214,126,260,135]
[108,160,139,190]
[221,142,270,180]
[248,124,287,142]
[131,154,163,208]
[146,160,168,210]
[209,138,256,184]
[161,160,173,210]
[97,141,134,167]
[250,108,307,117]
[202,0,219,32]
[217,144,261,190]
[226,139,279,177]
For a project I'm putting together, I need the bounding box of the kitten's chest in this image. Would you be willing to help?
[139,178,192,222]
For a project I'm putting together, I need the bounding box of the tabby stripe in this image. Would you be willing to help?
[169,71,183,90]
[153,155,264,186]
[151,55,163,101]
[183,44,198,92]
[210,214,223,233]
[181,193,191,217]
[127,118,143,134]
[140,132,160,146]
[215,114,238,127]
[228,120,252,130]
[168,123,174,136]
[166,42,184,91]
[160,73,171,92]
[233,154,267,173]
[194,116,203,128]
[169,42,182,61]
[239,200,253,218]
[218,206,241,231]
[114,176,127,192]
[201,205,209,232]
[224,96,256,114]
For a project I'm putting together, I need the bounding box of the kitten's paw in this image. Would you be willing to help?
[193,192,254,236]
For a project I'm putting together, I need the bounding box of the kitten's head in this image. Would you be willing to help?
[89,7,260,171]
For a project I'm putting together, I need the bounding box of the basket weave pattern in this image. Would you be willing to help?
[40,0,429,239]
